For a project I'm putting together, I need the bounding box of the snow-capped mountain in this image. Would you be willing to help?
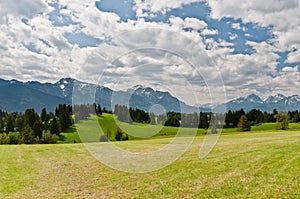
[0,77,299,113]
[224,94,300,112]
[0,79,67,113]
[0,78,202,113]
[127,86,202,114]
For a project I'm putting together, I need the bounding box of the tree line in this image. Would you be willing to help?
[1,102,298,144]
[73,103,111,122]
[0,104,73,144]
[114,104,298,131]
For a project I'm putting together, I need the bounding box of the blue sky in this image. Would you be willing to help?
[0,0,299,104]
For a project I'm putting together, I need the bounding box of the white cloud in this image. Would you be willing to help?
[229,33,238,40]
[201,29,218,35]
[0,0,299,105]
[231,23,241,30]
[0,0,48,19]
[286,49,300,64]
[281,66,297,72]
[169,16,207,31]
[134,0,201,16]
[184,17,207,30]
[206,0,300,61]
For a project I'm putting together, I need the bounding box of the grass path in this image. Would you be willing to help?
[0,131,299,198]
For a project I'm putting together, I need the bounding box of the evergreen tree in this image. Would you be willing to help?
[33,119,43,138]
[15,115,24,132]
[237,115,251,132]
[0,118,3,133]
[96,104,102,115]
[291,110,299,123]
[103,107,107,113]
[55,107,59,117]
[115,127,123,141]
[199,112,209,129]
[50,117,60,135]
[41,108,49,122]
[6,113,15,132]
[165,112,180,127]
[247,109,264,125]
[24,108,39,128]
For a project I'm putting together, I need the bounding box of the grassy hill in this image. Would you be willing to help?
[0,131,299,198]
[58,113,300,143]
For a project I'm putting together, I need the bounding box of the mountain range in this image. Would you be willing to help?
[0,78,201,114]
[224,93,300,112]
[0,77,299,113]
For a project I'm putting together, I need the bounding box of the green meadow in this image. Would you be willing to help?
[1,113,300,198]
[1,131,299,198]
[58,113,300,143]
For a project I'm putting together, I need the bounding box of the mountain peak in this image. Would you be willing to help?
[226,93,300,112]
[128,85,155,93]
[275,93,286,98]
[132,85,143,90]
[56,77,75,85]
[265,93,286,103]
[10,79,21,84]
[247,94,262,101]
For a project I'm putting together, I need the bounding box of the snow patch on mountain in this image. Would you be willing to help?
[225,93,300,112]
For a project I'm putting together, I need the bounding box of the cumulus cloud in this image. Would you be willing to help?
[0,0,299,105]
[134,0,201,16]
[168,17,208,32]
[0,0,48,19]
[206,0,300,59]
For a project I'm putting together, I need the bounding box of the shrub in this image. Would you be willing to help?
[115,127,129,141]
[8,132,20,144]
[41,130,58,144]
[0,133,9,144]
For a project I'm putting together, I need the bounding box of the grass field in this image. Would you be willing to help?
[1,130,299,198]
[58,113,300,143]
[59,114,206,143]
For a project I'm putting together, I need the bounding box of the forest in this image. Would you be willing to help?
[0,104,73,144]
[114,104,297,130]
[0,103,298,144]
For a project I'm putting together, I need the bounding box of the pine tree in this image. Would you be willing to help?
[15,116,24,132]
[24,108,39,128]
[237,115,251,132]
[115,127,123,141]
[96,104,102,115]
[0,118,3,133]
[50,117,60,135]
[41,108,48,122]
[6,113,15,132]
[33,119,43,138]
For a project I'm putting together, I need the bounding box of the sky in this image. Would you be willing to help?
[0,0,299,105]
